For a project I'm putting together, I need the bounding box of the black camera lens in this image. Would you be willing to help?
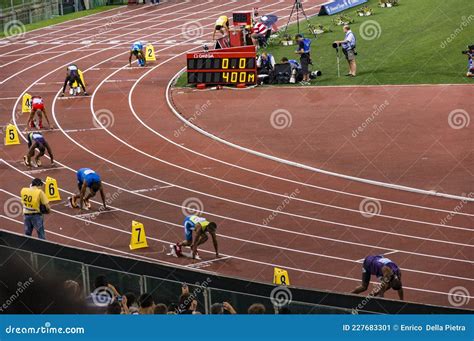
[332,42,338,48]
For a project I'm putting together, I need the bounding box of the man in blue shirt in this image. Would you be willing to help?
[128,41,146,67]
[295,34,312,84]
[69,168,106,210]
[334,25,357,77]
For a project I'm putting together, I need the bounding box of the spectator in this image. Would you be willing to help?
[257,52,276,75]
[178,292,198,314]
[295,34,312,84]
[278,306,291,314]
[334,25,357,77]
[248,303,266,314]
[125,292,139,315]
[107,300,122,314]
[211,302,237,314]
[138,293,155,314]
[154,303,168,314]
[251,20,269,47]
[63,280,82,304]
[21,178,50,240]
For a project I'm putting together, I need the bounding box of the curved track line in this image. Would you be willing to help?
[0,1,185,67]
[4,157,472,267]
[2,188,472,296]
[165,71,474,202]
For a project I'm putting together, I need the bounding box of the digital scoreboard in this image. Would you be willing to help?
[186,46,257,85]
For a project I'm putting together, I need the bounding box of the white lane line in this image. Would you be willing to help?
[105,79,139,83]
[356,250,400,263]
[187,255,232,269]
[167,74,473,203]
[0,0,206,79]
[75,208,119,218]
[0,97,18,100]
[5,159,474,268]
[1,202,472,299]
[131,185,174,193]
[63,127,104,133]
[35,82,64,85]
[24,166,67,174]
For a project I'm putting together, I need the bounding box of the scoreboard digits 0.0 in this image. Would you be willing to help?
[186,46,257,85]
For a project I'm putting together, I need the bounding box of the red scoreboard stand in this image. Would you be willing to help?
[186,46,257,86]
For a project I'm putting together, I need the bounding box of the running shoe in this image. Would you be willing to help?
[68,196,79,209]
[35,157,42,167]
[84,199,91,209]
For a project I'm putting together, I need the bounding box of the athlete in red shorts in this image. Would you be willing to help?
[26,96,54,131]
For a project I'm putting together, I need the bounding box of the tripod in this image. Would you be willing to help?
[282,0,317,39]
[335,46,341,77]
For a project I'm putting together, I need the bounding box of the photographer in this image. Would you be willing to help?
[463,45,474,77]
[334,25,357,77]
[21,178,50,240]
[281,57,303,83]
[295,34,312,84]
[257,52,276,75]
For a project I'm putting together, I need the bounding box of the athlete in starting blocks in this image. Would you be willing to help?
[129,41,146,67]
[171,215,219,259]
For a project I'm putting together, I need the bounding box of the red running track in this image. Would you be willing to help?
[0,0,472,310]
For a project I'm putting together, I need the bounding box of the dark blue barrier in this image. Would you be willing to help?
[319,0,368,15]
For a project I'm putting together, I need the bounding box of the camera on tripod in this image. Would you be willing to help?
[461,45,474,55]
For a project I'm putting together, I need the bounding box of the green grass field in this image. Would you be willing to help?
[0,6,121,38]
[176,0,473,87]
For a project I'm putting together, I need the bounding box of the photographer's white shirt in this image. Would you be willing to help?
[342,30,356,50]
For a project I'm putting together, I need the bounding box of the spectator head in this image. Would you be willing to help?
[281,57,289,63]
[125,292,137,308]
[261,52,268,60]
[94,275,108,289]
[295,34,303,41]
[138,293,155,314]
[107,301,122,314]
[248,303,266,314]
[211,302,224,314]
[343,25,350,32]
[178,293,192,311]
[154,303,168,314]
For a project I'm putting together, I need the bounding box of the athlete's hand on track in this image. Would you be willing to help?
[60,93,64,97]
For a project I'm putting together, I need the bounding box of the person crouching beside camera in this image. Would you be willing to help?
[463,45,474,77]
[334,25,357,77]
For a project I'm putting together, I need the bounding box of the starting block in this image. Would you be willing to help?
[167,244,201,260]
